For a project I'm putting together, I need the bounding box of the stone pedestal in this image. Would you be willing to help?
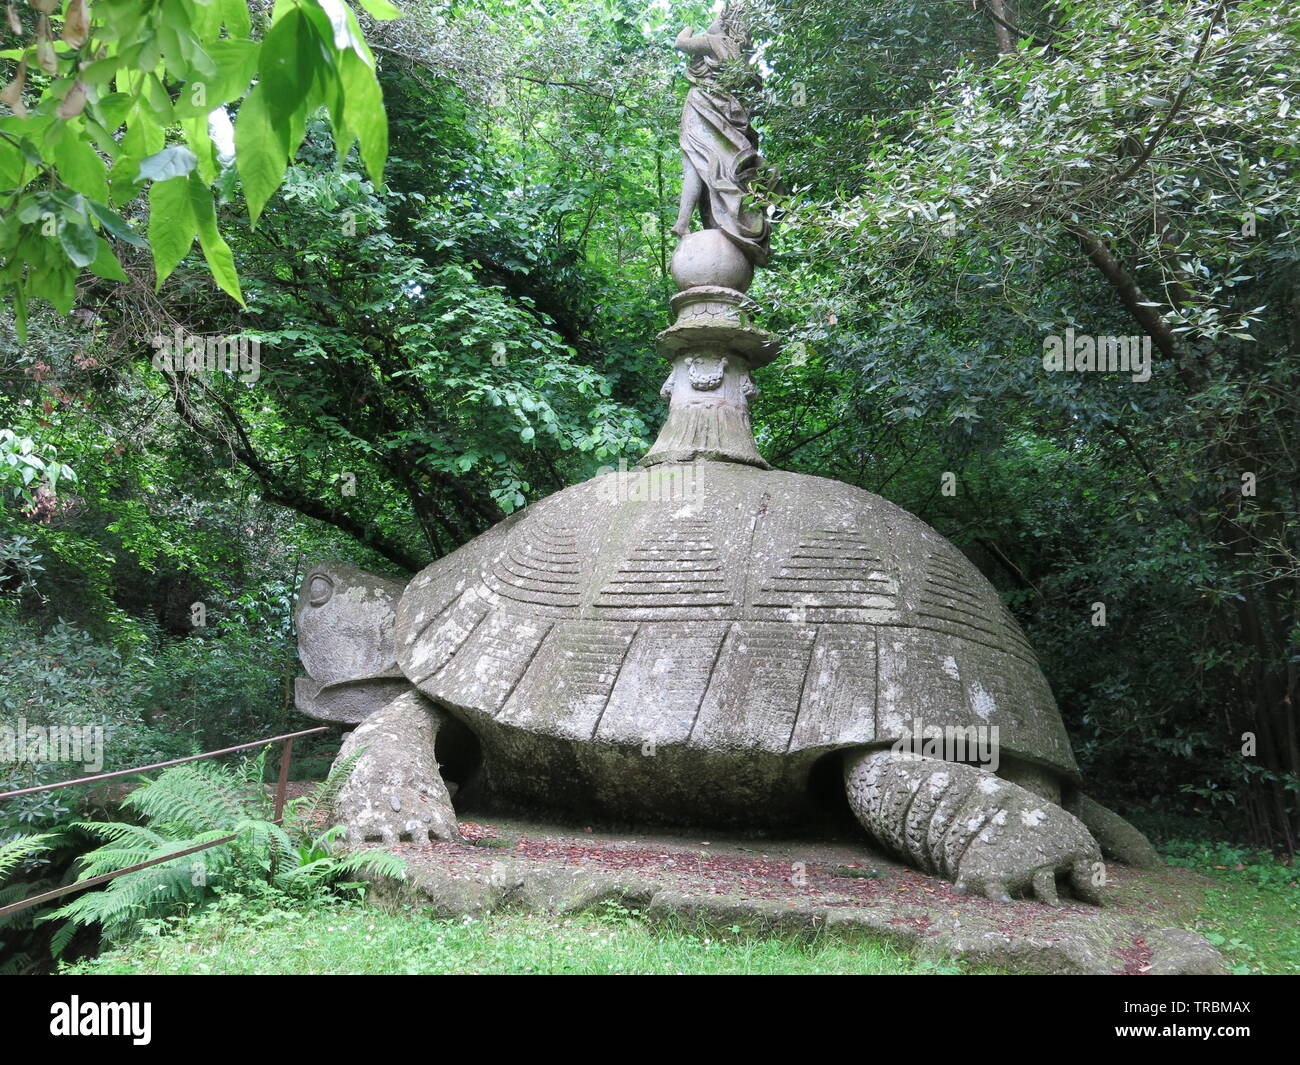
[640,231,780,469]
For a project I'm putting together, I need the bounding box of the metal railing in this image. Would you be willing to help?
[0,726,329,919]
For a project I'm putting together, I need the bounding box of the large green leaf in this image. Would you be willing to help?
[233,85,288,227]
[260,7,329,144]
[187,172,243,305]
[120,102,166,160]
[88,235,128,281]
[305,0,367,54]
[215,0,251,38]
[173,38,260,116]
[27,259,77,314]
[0,137,24,191]
[339,47,387,186]
[205,38,260,104]
[93,93,135,134]
[356,0,403,20]
[148,175,197,287]
[51,133,110,201]
[88,200,148,248]
[138,146,199,183]
[181,113,219,184]
[58,216,98,268]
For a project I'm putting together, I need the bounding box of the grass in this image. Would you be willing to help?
[64,895,961,975]
[1164,840,1300,975]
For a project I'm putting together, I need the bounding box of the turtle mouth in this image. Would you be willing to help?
[294,671,409,725]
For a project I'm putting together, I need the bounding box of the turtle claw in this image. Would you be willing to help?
[982,881,1012,903]
[948,785,1105,905]
[1031,867,1059,906]
[1069,857,1105,905]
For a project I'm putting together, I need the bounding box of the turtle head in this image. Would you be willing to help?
[294,560,412,724]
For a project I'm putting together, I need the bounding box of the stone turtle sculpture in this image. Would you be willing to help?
[296,461,1158,904]
[292,7,1159,904]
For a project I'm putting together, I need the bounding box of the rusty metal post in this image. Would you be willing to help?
[273,736,295,824]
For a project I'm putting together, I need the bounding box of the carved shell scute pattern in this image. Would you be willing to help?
[397,465,1074,771]
[482,506,584,613]
[595,512,734,613]
[456,472,1039,667]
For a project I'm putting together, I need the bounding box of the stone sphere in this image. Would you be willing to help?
[670,229,753,292]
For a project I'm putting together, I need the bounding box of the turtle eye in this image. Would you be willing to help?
[308,574,334,607]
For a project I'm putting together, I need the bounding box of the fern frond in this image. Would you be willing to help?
[0,834,55,883]
[73,821,171,851]
[124,764,246,833]
[334,849,407,880]
[33,745,402,944]
[48,918,79,959]
[274,857,336,887]
[0,950,34,974]
[304,747,363,821]
[233,819,295,862]
[242,748,270,790]
[46,841,222,947]
[74,848,162,877]
[0,877,57,931]
[311,824,349,850]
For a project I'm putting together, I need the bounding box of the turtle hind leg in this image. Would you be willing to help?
[330,689,461,845]
[842,749,1105,905]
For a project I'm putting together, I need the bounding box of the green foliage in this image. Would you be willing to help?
[0,426,74,501]
[0,0,395,326]
[0,831,54,882]
[0,830,61,974]
[0,615,165,833]
[140,624,296,752]
[0,0,1296,903]
[1166,839,1300,974]
[114,76,656,566]
[46,751,405,948]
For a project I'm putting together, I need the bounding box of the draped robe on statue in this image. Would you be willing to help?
[679,33,771,266]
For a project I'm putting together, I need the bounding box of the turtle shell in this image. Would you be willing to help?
[394,462,1078,794]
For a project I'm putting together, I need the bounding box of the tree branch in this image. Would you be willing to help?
[1113,0,1227,185]
[160,365,427,573]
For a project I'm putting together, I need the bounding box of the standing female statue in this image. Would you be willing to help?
[672,7,771,266]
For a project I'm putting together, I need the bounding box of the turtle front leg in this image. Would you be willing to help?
[331,690,461,845]
[843,749,1103,904]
